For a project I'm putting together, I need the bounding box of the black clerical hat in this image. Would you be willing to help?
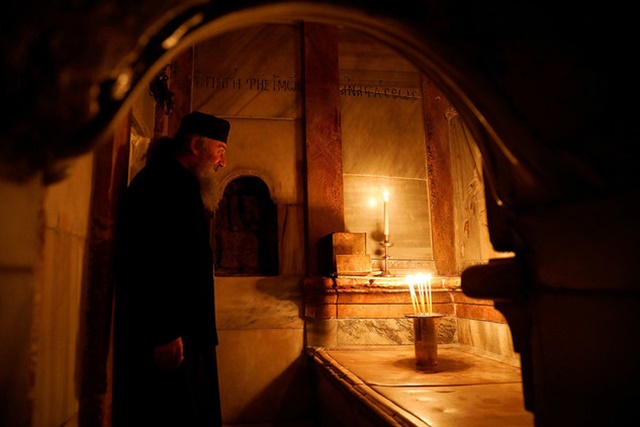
[178,112,230,143]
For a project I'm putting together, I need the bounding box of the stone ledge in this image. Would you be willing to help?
[303,276,505,323]
[307,345,533,427]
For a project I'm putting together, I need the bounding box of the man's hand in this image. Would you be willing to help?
[153,337,184,371]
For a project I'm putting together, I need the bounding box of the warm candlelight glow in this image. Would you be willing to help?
[427,273,433,314]
[407,275,419,315]
[407,273,434,316]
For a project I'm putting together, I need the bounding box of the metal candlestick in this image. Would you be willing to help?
[377,239,394,277]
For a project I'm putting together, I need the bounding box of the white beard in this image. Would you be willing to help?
[193,162,217,214]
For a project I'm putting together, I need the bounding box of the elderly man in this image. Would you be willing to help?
[113,112,230,426]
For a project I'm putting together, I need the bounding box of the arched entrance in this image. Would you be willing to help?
[9,3,633,427]
[80,5,530,427]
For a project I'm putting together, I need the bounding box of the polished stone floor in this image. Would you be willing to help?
[310,344,535,427]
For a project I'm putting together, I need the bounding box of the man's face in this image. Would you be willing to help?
[193,136,227,211]
[193,136,226,179]
[200,137,227,173]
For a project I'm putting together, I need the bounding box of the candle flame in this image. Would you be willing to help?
[407,273,434,316]
[383,190,389,201]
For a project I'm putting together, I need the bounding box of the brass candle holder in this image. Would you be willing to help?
[377,238,394,277]
[406,313,444,370]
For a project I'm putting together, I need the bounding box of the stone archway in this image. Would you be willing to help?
[7,3,631,427]
[80,6,527,426]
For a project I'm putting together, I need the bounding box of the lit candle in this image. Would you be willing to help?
[416,273,426,314]
[426,273,433,315]
[407,275,419,315]
[383,191,389,238]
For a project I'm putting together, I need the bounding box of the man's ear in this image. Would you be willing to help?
[189,137,201,156]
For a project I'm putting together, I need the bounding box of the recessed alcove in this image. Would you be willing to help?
[214,176,279,276]
[192,22,519,425]
[120,20,522,426]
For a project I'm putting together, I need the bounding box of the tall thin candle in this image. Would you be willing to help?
[383,191,389,238]
[427,273,433,315]
[408,275,419,315]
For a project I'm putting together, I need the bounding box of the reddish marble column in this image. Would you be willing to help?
[422,76,456,276]
[303,23,345,275]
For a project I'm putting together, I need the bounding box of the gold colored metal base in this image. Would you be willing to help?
[376,241,395,277]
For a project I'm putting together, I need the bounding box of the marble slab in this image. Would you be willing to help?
[215,276,304,330]
[375,383,534,427]
[324,345,523,386]
[311,345,533,426]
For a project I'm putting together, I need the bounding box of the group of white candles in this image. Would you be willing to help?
[407,273,433,316]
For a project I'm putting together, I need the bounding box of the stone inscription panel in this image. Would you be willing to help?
[193,23,302,119]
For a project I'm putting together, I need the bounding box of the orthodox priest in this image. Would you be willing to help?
[113,112,230,426]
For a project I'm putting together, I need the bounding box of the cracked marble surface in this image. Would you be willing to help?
[310,345,534,426]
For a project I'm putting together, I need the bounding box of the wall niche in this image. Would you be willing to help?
[214,176,279,276]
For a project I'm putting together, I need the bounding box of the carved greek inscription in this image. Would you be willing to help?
[194,73,300,92]
[194,73,419,101]
[340,78,420,101]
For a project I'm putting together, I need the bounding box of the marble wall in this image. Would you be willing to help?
[339,28,432,262]
[0,177,42,427]
[37,153,94,426]
[192,24,307,281]
[215,276,312,424]
[303,275,519,367]
[196,24,520,422]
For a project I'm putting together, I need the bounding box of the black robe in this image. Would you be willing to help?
[112,152,221,426]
